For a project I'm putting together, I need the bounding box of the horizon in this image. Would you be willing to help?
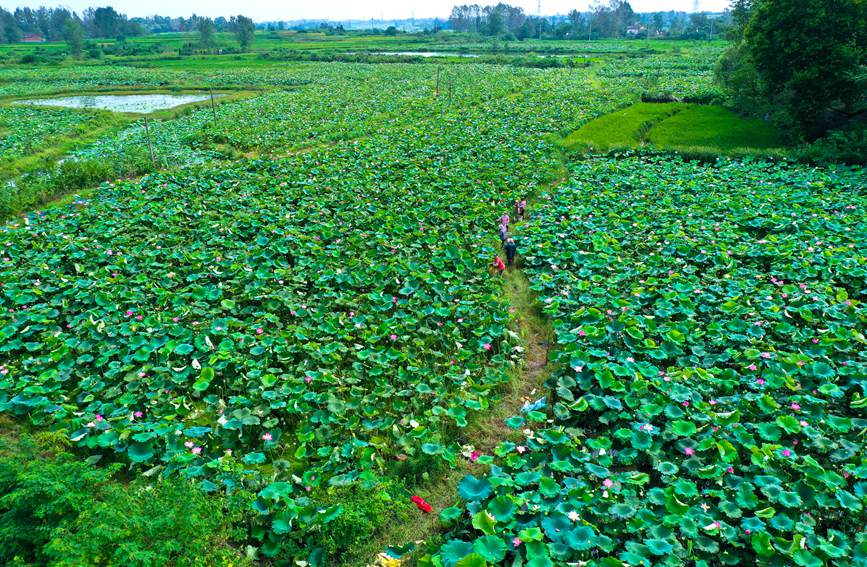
[1,1,732,21]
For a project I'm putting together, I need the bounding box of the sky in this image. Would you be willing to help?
[4,0,732,21]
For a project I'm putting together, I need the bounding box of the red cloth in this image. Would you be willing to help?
[411,495,433,513]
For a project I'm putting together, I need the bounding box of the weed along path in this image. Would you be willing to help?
[361,188,561,567]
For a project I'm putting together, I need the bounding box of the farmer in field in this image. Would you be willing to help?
[491,255,506,275]
[498,222,508,243]
[503,237,518,267]
[514,198,526,220]
[499,212,510,227]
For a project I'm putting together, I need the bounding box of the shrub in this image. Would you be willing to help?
[0,434,250,567]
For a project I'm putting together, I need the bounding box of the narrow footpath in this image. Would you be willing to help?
[360,187,561,567]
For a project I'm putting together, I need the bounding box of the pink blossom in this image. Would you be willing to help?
[799,420,808,427]
[756,378,765,385]
[470,451,480,462]
[790,403,800,411]
[304,375,313,383]
[682,401,690,407]
[192,446,202,454]
[684,447,695,456]
[512,537,522,548]
[782,449,792,457]
[95,415,104,422]
[709,399,717,405]
[748,364,757,371]
[578,330,586,337]
[134,411,144,418]
[262,433,273,441]
[745,529,751,535]
[184,441,195,448]
[136,315,143,321]
[125,310,134,316]
[603,478,614,488]
[138,372,146,378]
[389,334,398,341]
[761,352,771,359]
[172,317,179,322]
[516,445,526,454]
[811,338,819,344]
[483,343,492,351]
[727,466,734,473]
[256,327,264,335]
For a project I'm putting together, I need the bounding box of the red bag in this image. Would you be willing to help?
[411,495,433,513]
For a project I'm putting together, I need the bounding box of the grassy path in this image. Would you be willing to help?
[358,184,561,567]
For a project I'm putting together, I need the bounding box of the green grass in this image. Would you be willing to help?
[647,104,782,151]
[560,101,683,151]
[561,102,784,157]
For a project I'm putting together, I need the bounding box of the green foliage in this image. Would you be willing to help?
[720,0,867,138]
[433,155,867,566]
[0,435,249,566]
[561,102,681,150]
[311,483,411,564]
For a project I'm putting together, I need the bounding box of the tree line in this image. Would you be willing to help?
[0,6,257,54]
[447,1,730,40]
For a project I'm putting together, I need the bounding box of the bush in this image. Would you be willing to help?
[0,434,250,567]
[793,126,867,165]
[311,483,411,565]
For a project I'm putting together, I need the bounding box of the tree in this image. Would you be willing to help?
[744,0,867,136]
[63,18,84,58]
[232,15,255,51]
[197,17,216,48]
[91,6,120,38]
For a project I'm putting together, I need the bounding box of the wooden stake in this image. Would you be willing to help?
[209,88,218,124]
[435,66,440,97]
[143,117,156,165]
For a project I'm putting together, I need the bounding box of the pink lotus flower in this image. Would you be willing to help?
[709,399,717,405]
[799,420,808,427]
[256,328,264,335]
[684,447,695,456]
[756,378,765,385]
[172,317,179,322]
[192,446,202,454]
[603,478,614,488]
[483,343,492,351]
[304,375,313,383]
[512,537,522,548]
[761,352,771,359]
[578,330,586,337]
[516,445,526,454]
[682,401,690,407]
[389,334,398,341]
[470,451,480,462]
[781,449,791,457]
[811,338,819,344]
[748,364,757,371]
[184,441,195,448]
[95,415,104,422]
[125,310,134,316]
[134,411,143,418]
[262,433,273,441]
[727,466,734,473]
[790,403,800,411]
[745,529,751,535]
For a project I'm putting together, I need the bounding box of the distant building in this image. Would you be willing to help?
[21,34,46,43]
[626,25,646,36]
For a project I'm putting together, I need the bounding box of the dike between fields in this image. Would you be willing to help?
[358,182,562,567]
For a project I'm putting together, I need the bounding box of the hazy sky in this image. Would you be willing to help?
[4,0,732,20]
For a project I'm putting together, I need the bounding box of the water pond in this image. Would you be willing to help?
[17,94,215,113]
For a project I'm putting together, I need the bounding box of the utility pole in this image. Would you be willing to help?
[435,66,440,97]
[537,0,542,40]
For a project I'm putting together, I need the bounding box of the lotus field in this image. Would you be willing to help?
[0,43,865,566]
[433,156,867,566]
